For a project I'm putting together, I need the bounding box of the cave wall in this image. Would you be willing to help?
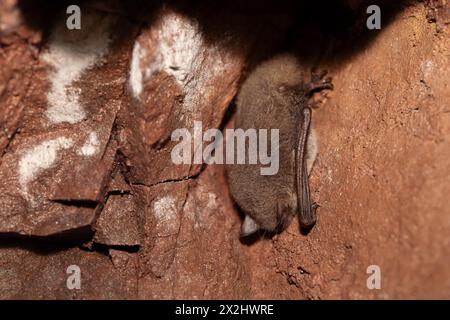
[0,0,449,299]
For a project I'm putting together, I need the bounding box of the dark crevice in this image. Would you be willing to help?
[49,199,98,209]
[107,190,131,196]
[92,242,140,254]
[0,226,94,253]
[130,174,199,189]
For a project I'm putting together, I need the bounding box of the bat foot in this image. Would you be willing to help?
[306,69,333,94]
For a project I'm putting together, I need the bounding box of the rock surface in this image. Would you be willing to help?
[0,0,448,299]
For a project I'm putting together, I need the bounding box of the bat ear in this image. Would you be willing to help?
[240,215,260,237]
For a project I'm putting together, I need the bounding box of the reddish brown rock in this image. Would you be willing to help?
[0,245,135,299]
[0,43,35,156]
[0,0,449,300]
[117,5,281,186]
[303,4,450,298]
[136,165,251,299]
[93,194,141,246]
[0,9,137,236]
[109,249,139,298]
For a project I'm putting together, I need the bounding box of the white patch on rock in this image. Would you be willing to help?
[130,12,233,112]
[152,196,179,232]
[421,60,434,78]
[206,192,218,210]
[129,41,143,99]
[145,13,202,87]
[43,14,111,124]
[78,132,100,156]
[19,137,74,198]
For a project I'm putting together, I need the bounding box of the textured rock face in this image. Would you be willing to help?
[0,0,449,299]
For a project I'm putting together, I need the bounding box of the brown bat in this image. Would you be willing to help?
[226,53,332,236]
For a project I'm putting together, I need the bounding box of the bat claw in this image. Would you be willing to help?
[306,70,333,94]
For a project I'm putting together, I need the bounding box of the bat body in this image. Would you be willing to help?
[226,54,332,236]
